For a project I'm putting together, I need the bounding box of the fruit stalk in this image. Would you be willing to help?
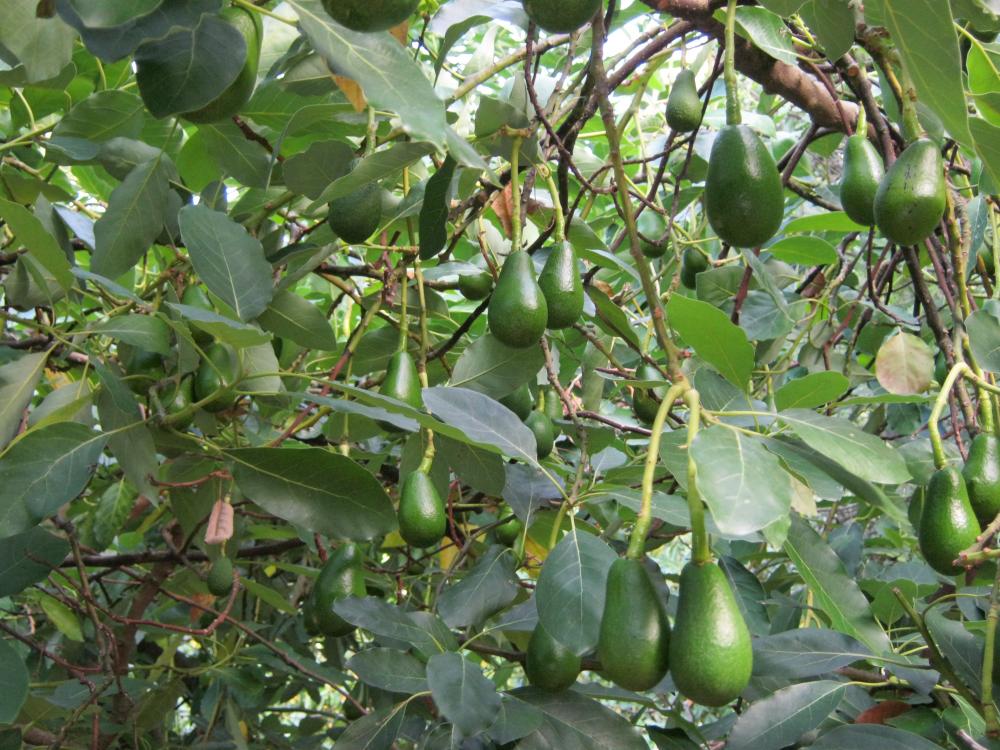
[929,362,970,468]
[414,260,436,474]
[540,165,566,242]
[723,0,741,126]
[510,136,523,253]
[683,388,711,564]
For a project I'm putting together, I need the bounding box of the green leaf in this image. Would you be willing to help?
[0,527,70,597]
[778,409,910,484]
[668,294,754,389]
[311,142,438,206]
[875,332,933,395]
[535,530,617,656]
[925,608,983,698]
[587,286,641,350]
[719,556,771,636]
[0,0,76,82]
[427,652,502,737]
[449,334,544,399]
[782,211,865,233]
[199,121,273,189]
[179,205,274,322]
[39,592,84,641]
[437,545,519,628]
[436,435,506,496]
[798,0,855,60]
[0,199,72,290]
[330,703,408,749]
[753,629,873,678]
[67,0,163,27]
[419,155,457,260]
[0,351,49,450]
[348,648,428,694]
[811,724,948,749]
[784,515,892,653]
[288,0,448,147]
[333,596,457,658]
[282,139,354,199]
[89,313,171,355]
[165,303,272,347]
[54,90,146,142]
[228,447,396,539]
[256,290,337,351]
[512,688,648,750]
[767,236,839,265]
[967,299,1000,370]
[727,681,847,750]
[95,375,159,499]
[691,426,794,536]
[0,638,29,723]
[735,7,798,64]
[971,116,1000,188]
[775,371,850,411]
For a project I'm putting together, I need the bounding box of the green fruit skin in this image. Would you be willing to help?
[488,252,548,349]
[669,561,753,706]
[874,138,946,246]
[459,270,494,300]
[313,543,366,637]
[194,342,240,412]
[378,350,422,431]
[398,471,447,548]
[538,243,584,329]
[641,240,667,259]
[159,377,195,428]
[124,347,165,395]
[522,0,602,33]
[494,514,524,546]
[525,411,555,459]
[500,383,533,421]
[705,124,784,248]
[680,247,708,290]
[328,182,383,244]
[632,364,664,425]
[839,134,884,227]
[963,433,1000,527]
[597,558,671,691]
[183,7,262,123]
[919,466,981,575]
[207,557,234,597]
[525,625,581,692]
[542,387,563,427]
[321,0,419,32]
[666,69,703,132]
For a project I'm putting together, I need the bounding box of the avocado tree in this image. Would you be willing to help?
[0,0,998,747]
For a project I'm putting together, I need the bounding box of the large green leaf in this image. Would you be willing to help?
[94,364,159,498]
[0,351,49,450]
[437,545,519,628]
[668,294,754,389]
[0,0,76,82]
[775,371,849,411]
[348,648,427,694]
[798,0,855,60]
[330,703,408,750]
[753,629,873,679]
[0,199,72,290]
[426,652,502,737]
[512,688,648,750]
[811,724,947,749]
[728,681,847,750]
[53,90,146,142]
[0,527,70,597]
[256,290,338,351]
[89,313,171,355]
[449,333,544,398]
[967,299,1000,370]
[333,596,456,658]
[311,142,438,206]
[199,121,273,189]
[0,639,28,724]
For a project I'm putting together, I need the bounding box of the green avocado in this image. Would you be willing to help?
[494,511,524,546]
[873,138,946,246]
[525,411,555,459]
[641,239,667,259]
[597,557,671,691]
[542,387,563,428]
[313,543,366,637]
[328,180,383,244]
[705,124,784,248]
[207,557,234,597]
[158,377,195,428]
[378,350,422,431]
[194,342,240,412]
[680,247,708,289]
[631,363,665,425]
[500,383,533,421]
[525,625,581,691]
[398,470,447,547]
[839,133,884,227]
[320,0,419,32]
[669,561,753,706]
[183,6,263,123]
[918,466,981,575]
[963,433,1000,527]
[666,69,702,132]
[538,243,584,329]
[123,346,165,395]
[488,251,548,349]
[521,0,602,33]
[459,270,494,300]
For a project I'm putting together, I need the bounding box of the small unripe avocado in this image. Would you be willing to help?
[500,383,533,421]
[521,0,602,33]
[963,433,1000,527]
[839,133,884,227]
[378,350,422,431]
[194,342,240,412]
[398,470,447,547]
[918,466,981,575]
[666,69,703,132]
[207,557,234,597]
[328,181,383,244]
[489,252,548,348]
[123,347,165,395]
[631,364,665,425]
[537,243,584,329]
[641,238,668,259]
[874,138,946,246]
[313,543,366,637]
[494,513,524,546]
[525,411,555,459]
[525,625,581,691]
[320,0,419,32]
[680,247,708,289]
[459,270,494,300]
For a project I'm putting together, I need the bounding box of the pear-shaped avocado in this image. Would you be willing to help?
[123,346,166,395]
[207,557,234,597]
[963,433,1000,527]
[669,561,753,706]
[597,557,671,691]
[542,387,563,427]
[525,625,581,692]
[705,124,784,248]
[398,470,447,547]
[328,181,383,244]
[500,383,533,421]
[874,138,946,246]
[666,69,703,132]
[641,238,668,259]
[488,252,548,348]
[320,0,418,31]
[313,543,366,637]
[918,466,981,575]
[839,133,884,226]
[525,411,555,459]
[459,270,494,300]
[631,364,665,425]
[538,243,584,329]
[194,342,240,412]
[521,0,602,33]
[494,512,524,546]
[378,350,422,431]
[680,247,708,289]
[183,7,262,123]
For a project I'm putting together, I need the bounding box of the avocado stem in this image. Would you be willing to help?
[930,363,968,468]
[539,165,566,243]
[723,0,741,127]
[510,136,523,253]
[683,388,711,564]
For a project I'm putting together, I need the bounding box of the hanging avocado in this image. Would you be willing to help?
[963,433,1000,527]
[521,0,602,33]
[194,342,241,412]
[398,470,447,547]
[313,543,366,637]
[320,0,419,32]
[500,383,534,420]
[488,252,548,348]
[207,557,234,596]
[680,247,708,289]
[666,69,703,133]
[538,243,584,329]
[459,270,494,300]
[525,411,555,459]
[631,363,665,425]
[378,350,422,431]
[525,625,581,691]
[839,132,884,227]
[328,180,383,244]
[918,466,980,575]
[873,138,946,246]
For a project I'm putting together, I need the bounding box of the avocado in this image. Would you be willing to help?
[320,0,419,32]
[378,350,422,431]
[328,180,383,244]
[500,383,533,420]
[194,342,240,412]
[705,124,784,248]
[641,238,668,259]
[918,466,981,575]
[537,242,584,329]
[597,557,671,691]
[873,138,946,246]
[839,133,883,226]
[669,561,753,706]
[525,624,581,691]
[963,433,1000,527]
[313,543,366,637]
[494,512,524,546]
[666,69,702,132]
[488,251,548,348]
[123,346,165,395]
[680,247,708,289]
[207,557,234,597]
[525,411,555,459]
[398,470,447,547]
[521,0,602,33]
[459,270,494,300]
[158,377,195,427]
[183,6,262,123]
[542,387,563,427]
[631,363,665,425]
